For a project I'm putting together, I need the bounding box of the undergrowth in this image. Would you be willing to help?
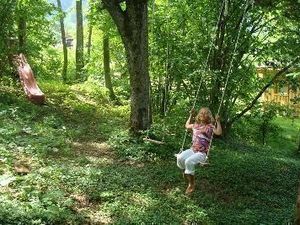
[0,79,299,224]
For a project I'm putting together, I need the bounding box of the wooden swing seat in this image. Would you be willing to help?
[143,137,165,145]
[199,161,210,166]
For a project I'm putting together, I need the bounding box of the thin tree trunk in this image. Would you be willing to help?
[209,0,227,112]
[57,0,68,83]
[103,34,117,101]
[103,1,151,133]
[18,16,26,53]
[87,23,93,61]
[297,130,300,153]
[296,184,300,224]
[210,0,250,115]
[76,0,84,80]
[161,45,170,116]
[156,75,162,113]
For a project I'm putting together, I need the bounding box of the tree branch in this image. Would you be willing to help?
[229,56,300,125]
[101,0,125,36]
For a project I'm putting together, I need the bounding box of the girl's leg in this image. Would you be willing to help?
[176,149,194,170]
[177,149,194,183]
[184,152,207,194]
[184,152,206,175]
[185,174,195,194]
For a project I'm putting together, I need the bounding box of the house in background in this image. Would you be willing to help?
[65,35,74,48]
[257,65,300,116]
[55,35,74,49]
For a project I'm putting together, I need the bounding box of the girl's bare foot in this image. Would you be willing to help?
[185,184,195,194]
[185,174,195,194]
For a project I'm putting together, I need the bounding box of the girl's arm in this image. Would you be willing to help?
[185,114,194,130]
[213,115,222,135]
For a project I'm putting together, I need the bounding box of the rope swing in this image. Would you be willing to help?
[176,0,251,166]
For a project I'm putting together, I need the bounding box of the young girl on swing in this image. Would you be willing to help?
[177,107,222,194]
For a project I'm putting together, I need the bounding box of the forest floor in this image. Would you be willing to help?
[0,79,300,225]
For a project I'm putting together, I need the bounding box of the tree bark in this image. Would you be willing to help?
[211,0,251,116]
[103,34,117,101]
[209,0,227,113]
[18,16,26,53]
[57,0,68,83]
[76,0,84,79]
[87,23,93,61]
[296,184,300,225]
[297,131,300,153]
[102,0,151,133]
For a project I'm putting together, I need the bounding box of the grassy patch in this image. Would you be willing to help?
[0,80,299,224]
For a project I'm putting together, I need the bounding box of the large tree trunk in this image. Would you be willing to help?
[103,34,117,101]
[57,0,68,83]
[102,0,151,133]
[296,185,300,225]
[76,0,84,79]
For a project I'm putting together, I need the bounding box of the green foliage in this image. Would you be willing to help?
[1,79,300,224]
[0,193,83,225]
[109,129,173,161]
[231,103,282,146]
[0,0,60,81]
[252,104,282,145]
[1,0,300,223]
[16,0,57,52]
[33,47,62,81]
[0,0,17,75]
[146,0,300,134]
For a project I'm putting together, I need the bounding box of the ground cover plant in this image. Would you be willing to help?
[1,0,300,224]
[1,80,299,225]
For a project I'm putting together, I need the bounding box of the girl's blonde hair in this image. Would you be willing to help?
[195,107,214,124]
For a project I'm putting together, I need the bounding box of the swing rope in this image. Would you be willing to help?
[205,0,250,161]
[146,0,222,145]
[162,0,171,142]
[177,0,250,164]
[178,0,227,153]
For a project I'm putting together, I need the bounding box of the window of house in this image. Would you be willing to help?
[274,84,279,94]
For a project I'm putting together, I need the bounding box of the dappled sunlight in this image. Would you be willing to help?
[1,46,299,224]
[91,189,208,224]
[83,206,112,225]
[70,82,110,106]
[161,184,183,195]
[0,174,16,190]
[70,193,90,209]
[72,141,116,165]
[120,160,145,168]
[273,156,300,166]
[129,192,156,208]
[163,186,182,194]
[71,91,98,106]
